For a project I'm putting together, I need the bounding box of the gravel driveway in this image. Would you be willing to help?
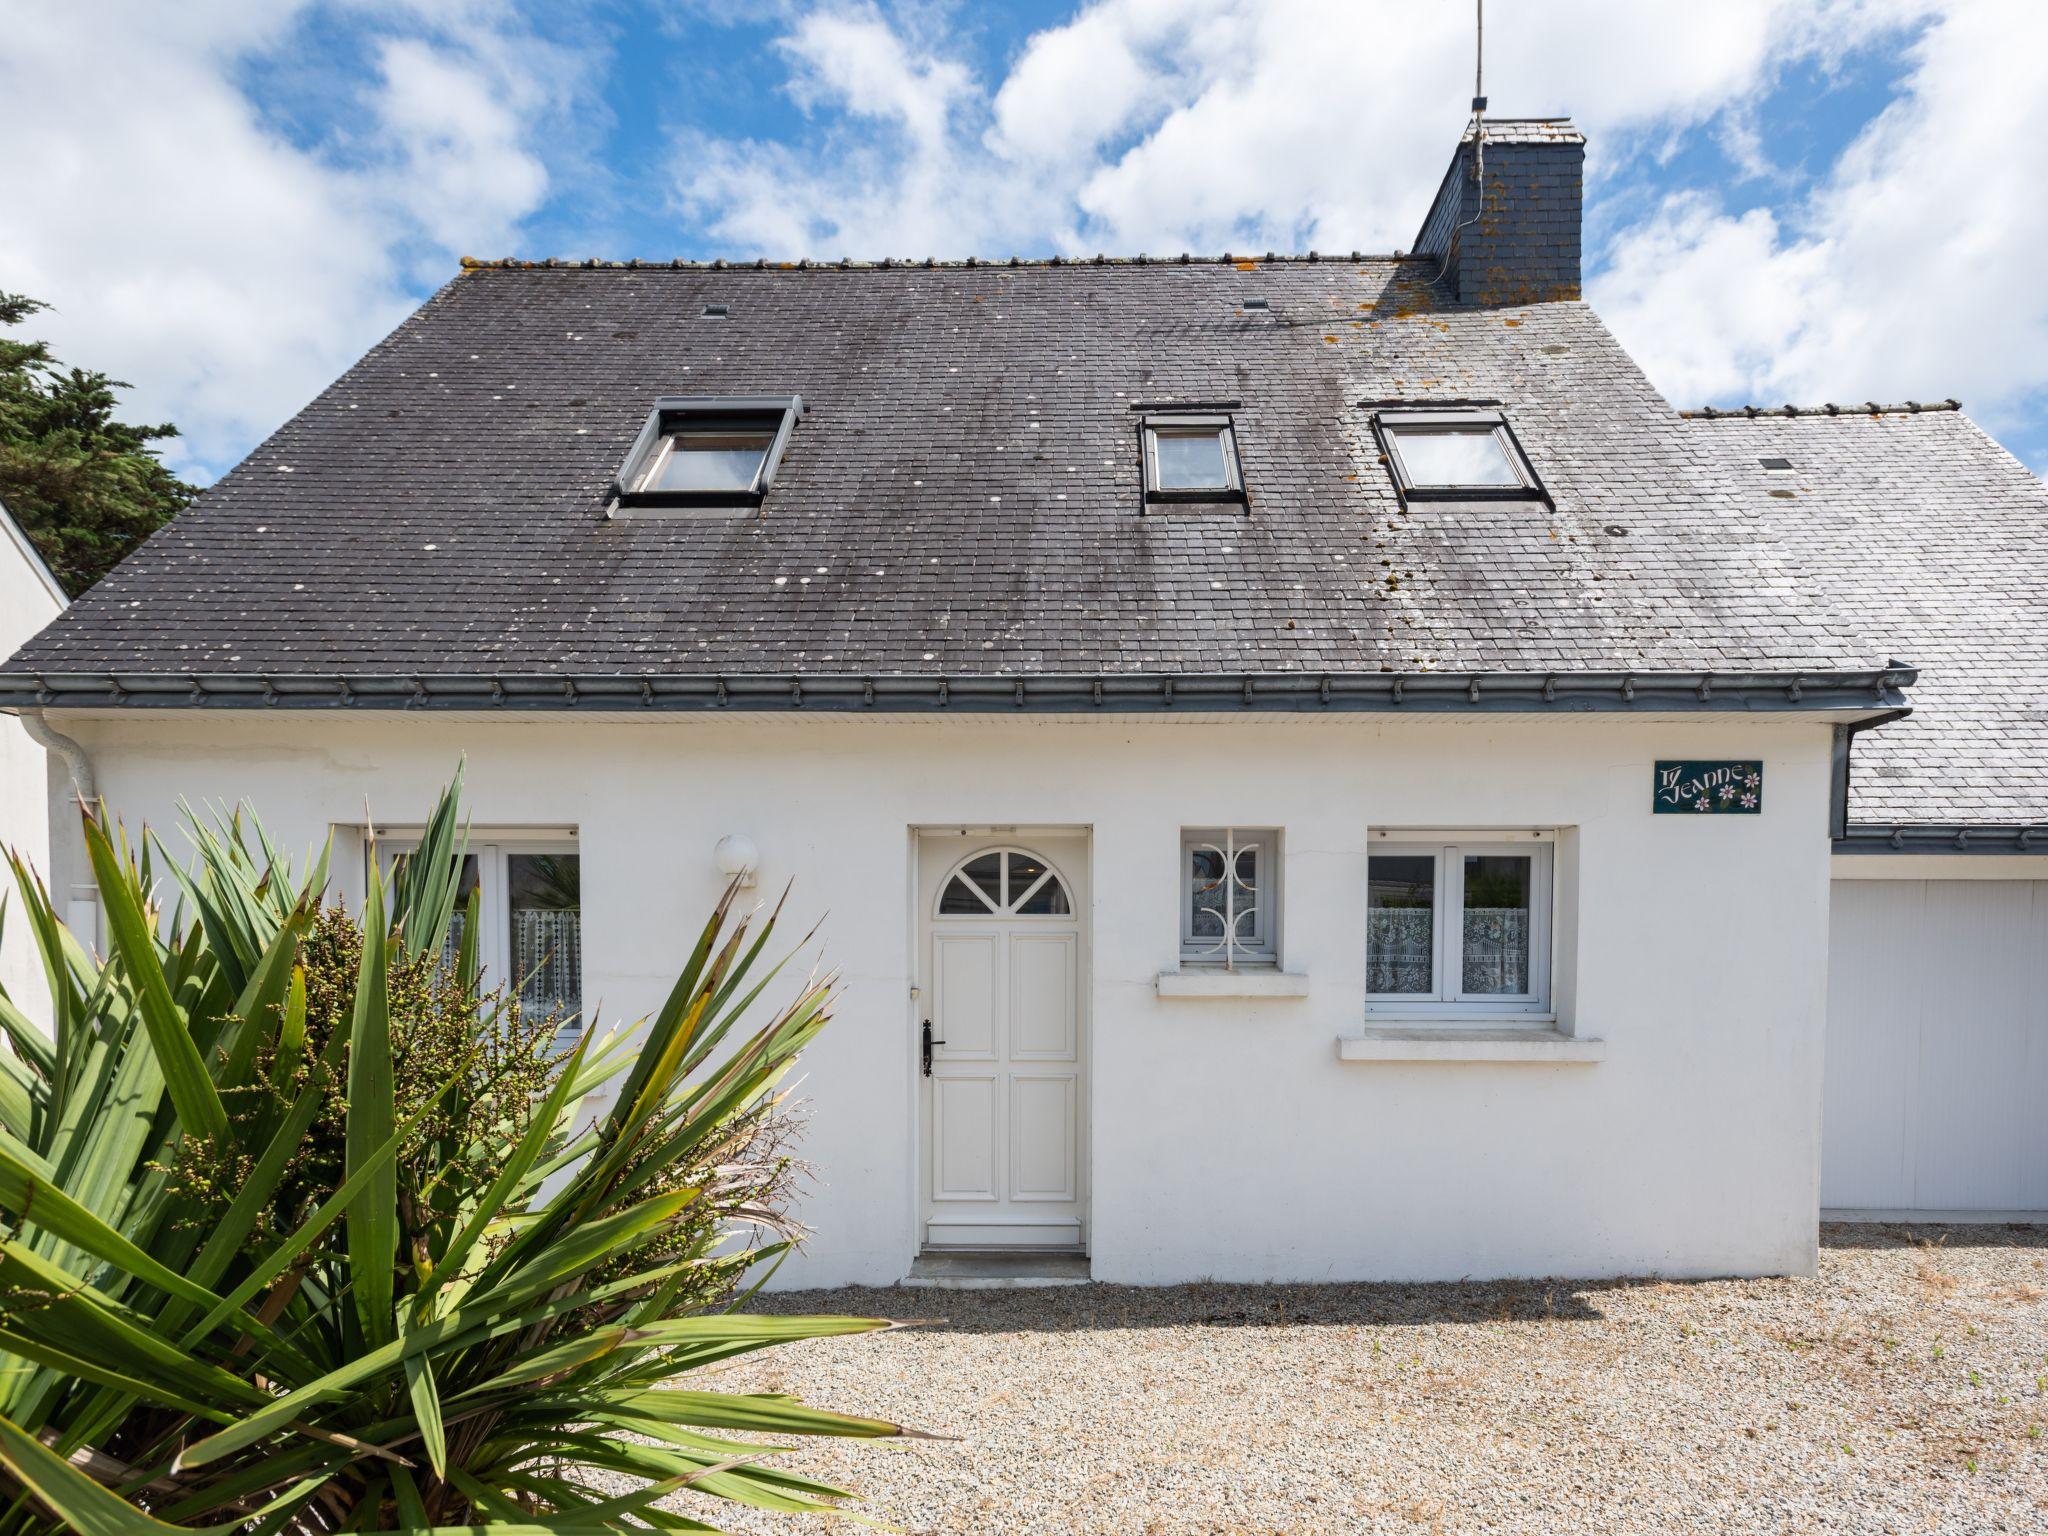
[659,1225,2047,1534]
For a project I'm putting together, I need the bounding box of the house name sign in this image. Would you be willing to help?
[1653,760,1762,815]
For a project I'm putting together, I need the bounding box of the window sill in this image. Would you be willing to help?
[1335,1028,1604,1064]
[608,500,761,520]
[1144,488,1247,506]
[1364,1009,1554,1025]
[1156,969,1309,999]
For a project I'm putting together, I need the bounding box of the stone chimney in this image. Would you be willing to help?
[1412,117,1585,306]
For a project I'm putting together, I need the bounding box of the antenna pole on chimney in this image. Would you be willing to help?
[1466,0,1487,232]
[1473,0,1486,117]
[1433,0,1490,288]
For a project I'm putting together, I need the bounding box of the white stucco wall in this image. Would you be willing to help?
[0,512,65,1019]
[43,709,1838,1286]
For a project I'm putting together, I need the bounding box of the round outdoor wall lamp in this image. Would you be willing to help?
[714,833,759,888]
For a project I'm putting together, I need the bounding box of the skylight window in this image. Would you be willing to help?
[639,428,775,493]
[1758,456,1794,472]
[610,396,803,516]
[1142,414,1244,504]
[1373,410,1544,501]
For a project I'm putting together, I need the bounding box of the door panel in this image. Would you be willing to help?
[1009,1074,1077,1201]
[934,933,999,1059]
[919,838,1088,1251]
[1010,933,1077,1060]
[931,1074,999,1201]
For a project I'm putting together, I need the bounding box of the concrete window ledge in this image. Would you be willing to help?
[1335,1028,1605,1064]
[1156,970,1310,999]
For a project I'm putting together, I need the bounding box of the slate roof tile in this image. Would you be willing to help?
[4,260,1879,683]
[1691,409,2048,825]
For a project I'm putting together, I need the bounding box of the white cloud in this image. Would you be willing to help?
[675,0,2045,461]
[674,3,994,260]
[6,0,2042,482]
[672,0,1924,260]
[1590,196,1831,407]
[1593,0,2048,441]
[369,37,550,256]
[0,1,584,479]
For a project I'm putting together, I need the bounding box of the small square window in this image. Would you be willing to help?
[611,395,802,514]
[1143,415,1244,502]
[1180,827,1279,967]
[1367,834,1552,1017]
[1374,410,1543,501]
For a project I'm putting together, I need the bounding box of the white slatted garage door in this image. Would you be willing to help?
[1824,879,2048,1217]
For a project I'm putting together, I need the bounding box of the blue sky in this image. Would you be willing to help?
[5,0,2046,479]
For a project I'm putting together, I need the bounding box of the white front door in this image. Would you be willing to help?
[918,837,1088,1251]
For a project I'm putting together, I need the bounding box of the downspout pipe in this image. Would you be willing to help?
[19,708,94,805]
[1830,696,1913,840]
[16,708,99,944]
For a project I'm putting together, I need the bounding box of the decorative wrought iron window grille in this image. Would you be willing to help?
[1180,827,1278,969]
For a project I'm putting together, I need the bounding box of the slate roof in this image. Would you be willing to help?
[1691,407,2048,829]
[3,258,1889,697]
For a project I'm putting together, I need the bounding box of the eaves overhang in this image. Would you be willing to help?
[0,666,1915,718]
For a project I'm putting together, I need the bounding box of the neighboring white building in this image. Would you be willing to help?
[1,118,2040,1287]
[1688,409,2048,1223]
[0,498,66,1019]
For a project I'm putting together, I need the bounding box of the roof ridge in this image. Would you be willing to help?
[458,252,1423,274]
[1682,399,1962,420]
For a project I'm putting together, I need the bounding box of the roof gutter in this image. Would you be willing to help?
[1834,822,2048,855]
[1827,669,2048,853]
[0,666,1915,718]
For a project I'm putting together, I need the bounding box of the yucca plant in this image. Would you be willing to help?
[0,773,911,1533]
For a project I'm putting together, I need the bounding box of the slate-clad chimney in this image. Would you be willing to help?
[1413,117,1585,306]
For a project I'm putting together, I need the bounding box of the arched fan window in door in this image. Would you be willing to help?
[936,848,1072,917]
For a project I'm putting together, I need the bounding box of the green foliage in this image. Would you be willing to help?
[157,905,562,1256]
[0,292,196,595]
[0,775,903,1533]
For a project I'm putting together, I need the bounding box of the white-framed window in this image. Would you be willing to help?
[1366,832,1551,1017]
[378,836,583,1044]
[1180,827,1279,968]
[610,395,803,513]
[1373,409,1543,501]
[1143,414,1244,502]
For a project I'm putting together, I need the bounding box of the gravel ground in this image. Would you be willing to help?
[629,1225,2048,1534]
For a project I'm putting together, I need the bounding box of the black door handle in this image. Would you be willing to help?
[921,1018,946,1076]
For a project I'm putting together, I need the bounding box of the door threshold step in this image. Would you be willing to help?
[905,1251,1093,1288]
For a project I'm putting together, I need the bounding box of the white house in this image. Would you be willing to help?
[1,118,2040,1287]
[0,499,66,1019]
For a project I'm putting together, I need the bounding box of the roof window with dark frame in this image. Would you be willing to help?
[609,395,804,516]
[1372,408,1546,503]
[1140,412,1247,507]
